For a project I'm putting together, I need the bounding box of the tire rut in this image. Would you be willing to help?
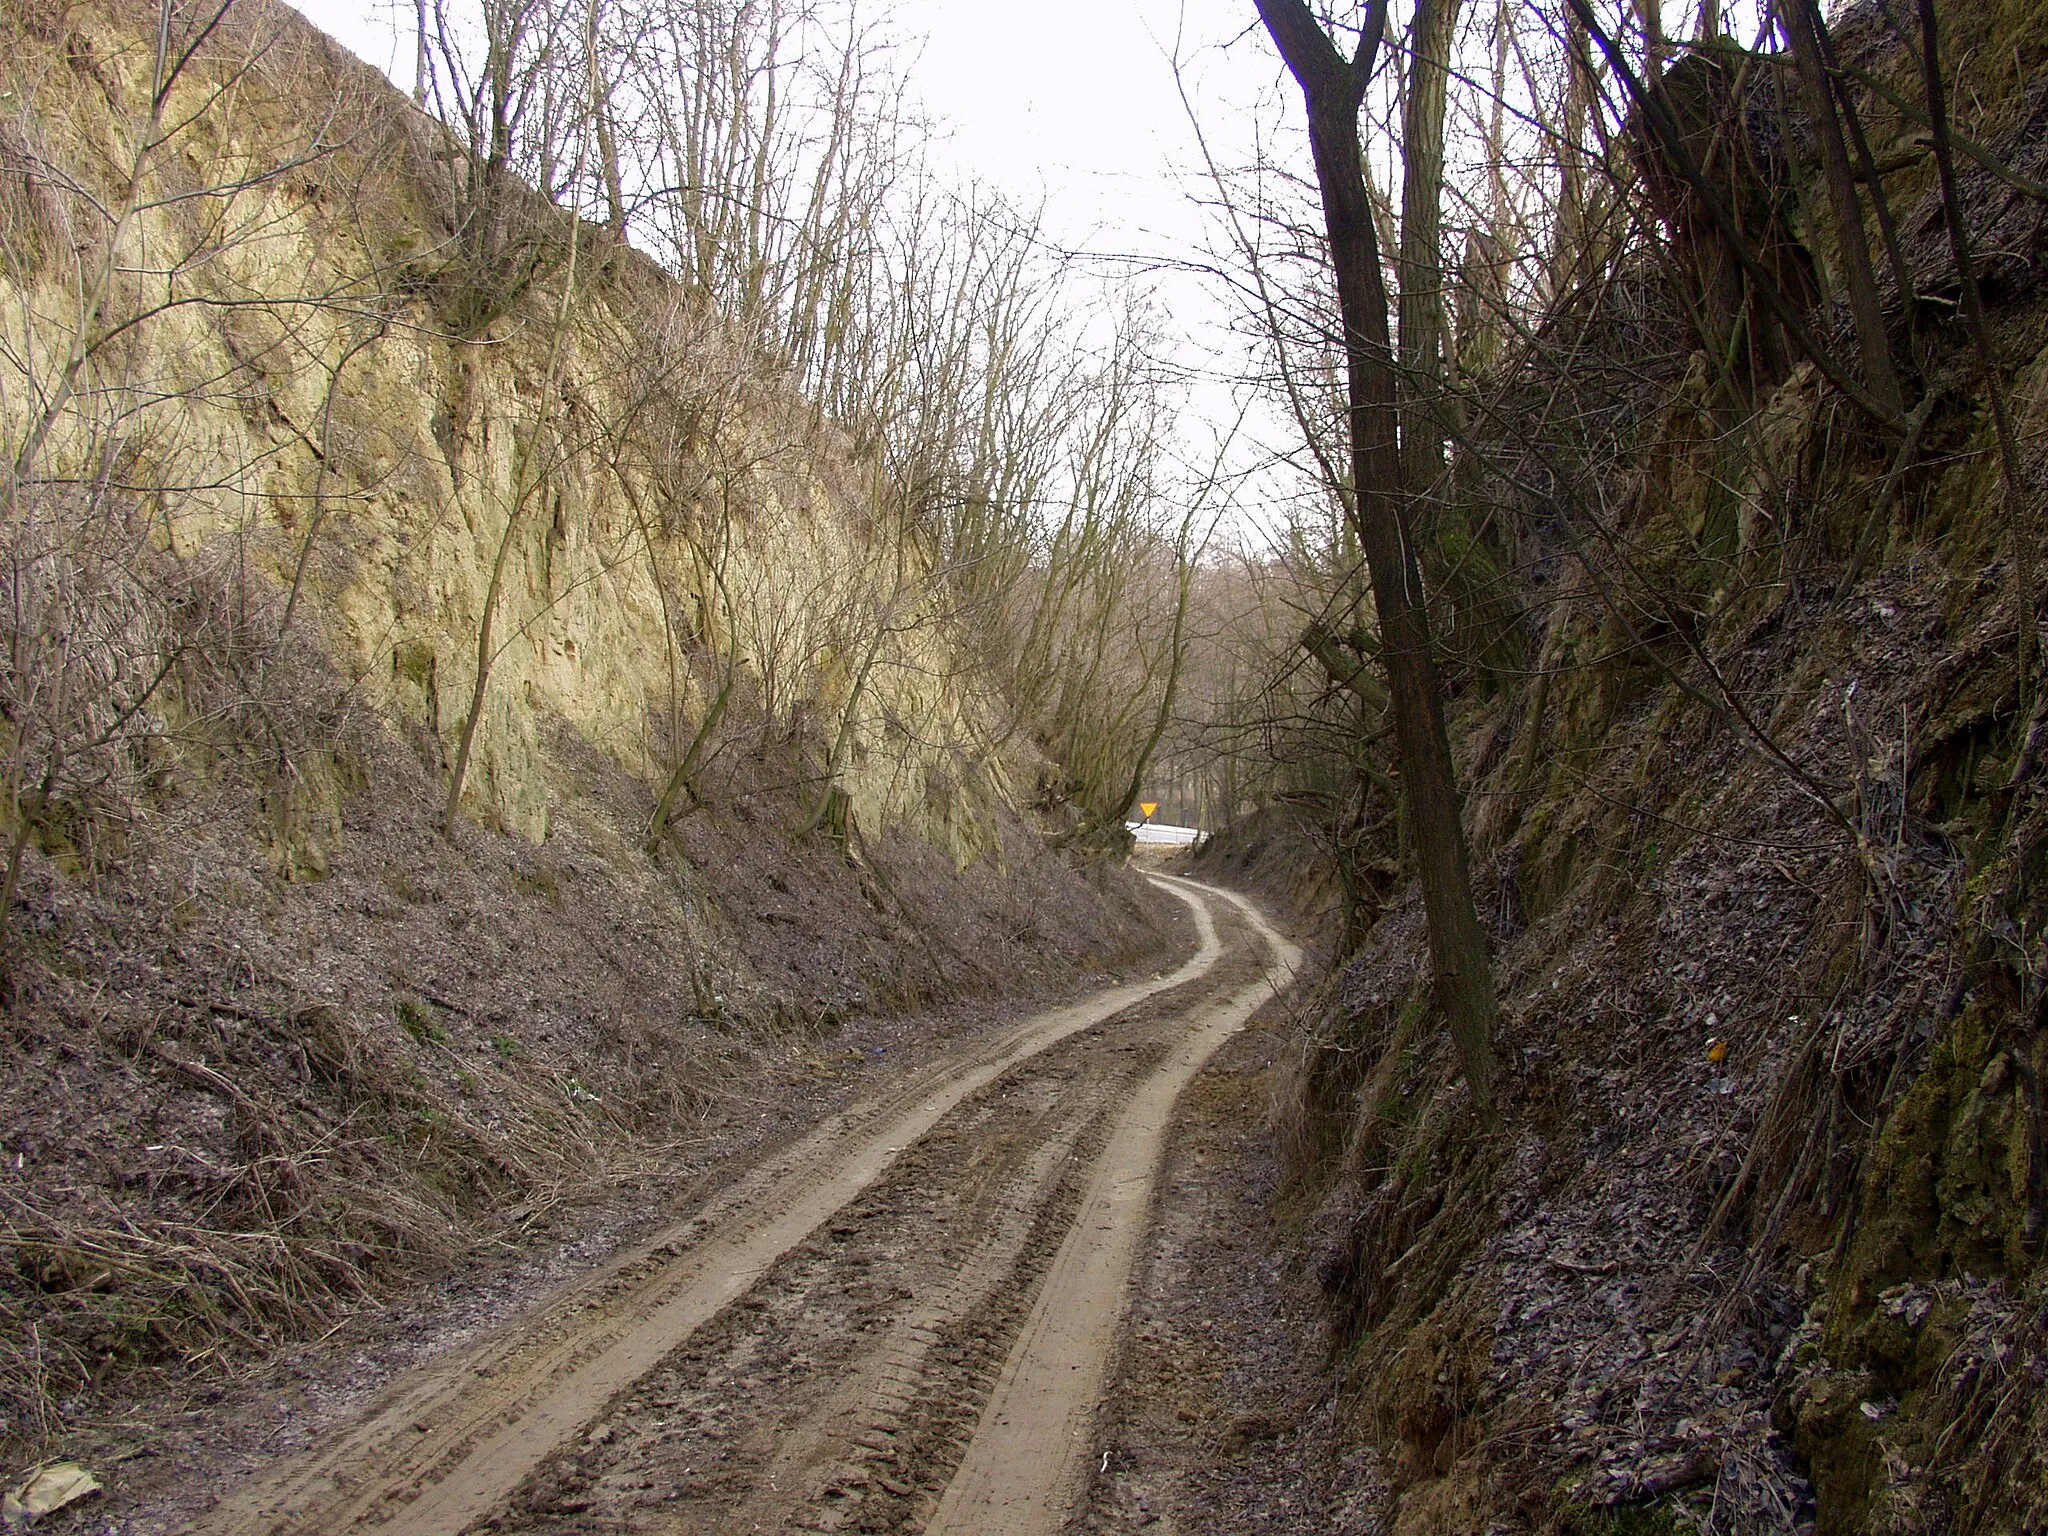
[496,908,1277,1534]
[504,1077,1111,1533]
[185,878,1238,1536]
[925,880,1302,1536]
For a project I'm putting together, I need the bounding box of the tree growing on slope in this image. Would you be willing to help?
[1253,0,1501,1120]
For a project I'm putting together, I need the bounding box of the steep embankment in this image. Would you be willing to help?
[1254,7,2048,1534]
[0,0,1168,1462]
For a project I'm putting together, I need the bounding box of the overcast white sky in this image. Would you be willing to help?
[277,2,1744,536]
[288,0,1293,522]
[289,0,1283,288]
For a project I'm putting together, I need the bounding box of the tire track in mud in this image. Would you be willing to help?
[925,882,1302,1536]
[498,1007,1174,1534]
[492,876,1298,1536]
[727,1128,1089,1533]
[186,878,1234,1536]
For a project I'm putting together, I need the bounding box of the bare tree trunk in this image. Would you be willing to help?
[1555,1,1596,294]
[803,634,887,841]
[1397,0,1459,504]
[415,0,429,105]
[596,101,627,235]
[1255,0,1501,1122]
[1916,0,2034,721]
[1636,0,1668,72]
[1805,5,1917,345]
[643,486,743,849]
[281,324,386,637]
[587,0,626,236]
[443,0,602,836]
[1783,0,1903,417]
[645,662,735,847]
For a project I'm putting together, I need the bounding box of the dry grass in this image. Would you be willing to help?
[0,616,1166,1461]
[0,0,1183,1469]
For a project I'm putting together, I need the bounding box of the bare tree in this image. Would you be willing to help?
[1780,0,1902,417]
[442,0,605,834]
[1254,0,1500,1119]
[0,0,394,948]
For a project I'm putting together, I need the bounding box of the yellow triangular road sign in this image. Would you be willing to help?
[1139,802,1158,818]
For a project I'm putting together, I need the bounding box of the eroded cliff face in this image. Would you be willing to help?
[0,0,1168,1459]
[1225,3,2048,1530]
[4,0,1006,862]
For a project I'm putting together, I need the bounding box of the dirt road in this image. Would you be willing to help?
[185,874,1298,1536]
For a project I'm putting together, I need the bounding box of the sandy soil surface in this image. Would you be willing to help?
[1075,991,1389,1535]
[928,884,1300,1536]
[46,880,1189,1536]
[71,875,1326,1536]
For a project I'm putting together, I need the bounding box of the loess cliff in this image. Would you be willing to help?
[0,0,1168,1456]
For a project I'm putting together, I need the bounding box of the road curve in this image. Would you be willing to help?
[925,880,1301,1535]
[182,875,1294,1536]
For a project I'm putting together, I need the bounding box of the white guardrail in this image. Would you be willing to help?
[1125,821,1203,847]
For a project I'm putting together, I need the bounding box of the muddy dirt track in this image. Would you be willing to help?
[182,875,1300,1536]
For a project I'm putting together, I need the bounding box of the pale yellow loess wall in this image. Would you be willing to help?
[0,0,1011,860]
